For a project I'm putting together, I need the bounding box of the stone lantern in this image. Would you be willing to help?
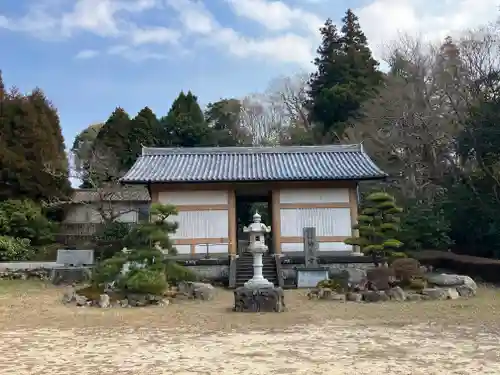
[242,211,273,288]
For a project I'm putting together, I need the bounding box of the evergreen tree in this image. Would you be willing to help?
[307,10,383,142]
[205,98,250,146]
[92,107,131,178]
[159,91,211,147]
[345,192,404,259]
[124,106,161,169]
[0,84,70,201]
[71,123,104,188]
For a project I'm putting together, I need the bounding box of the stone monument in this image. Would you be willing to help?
[233,212,285,312]
[296,227,329,288]
[51,249,94,285]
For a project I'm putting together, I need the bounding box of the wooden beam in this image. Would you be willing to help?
[172,238,229,245]
[228,190,237,255]
[349,186,359,235]
[281,236,348,243]
[272,189,281,254]
[174,204,228,211]
[279,202,350,209]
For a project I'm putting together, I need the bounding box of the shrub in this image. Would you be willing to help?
[366,266,396,290]
[399,197,453,251]
[0,236,33,261]
[94,222,133,260]
[0,199,56,246]
[119,268,168,295]
[165,261,198,285]
[316,279,345,292]
[414,250,500,283]
[91,255,127,285]
[391,258,421,283]
[407,278,427,290]
[345,192,404,258]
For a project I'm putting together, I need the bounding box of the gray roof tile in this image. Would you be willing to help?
[120,145,387,183]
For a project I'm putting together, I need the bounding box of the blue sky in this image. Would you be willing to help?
[1,0,498,151]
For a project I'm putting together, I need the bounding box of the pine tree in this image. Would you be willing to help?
[124,106,161,169]
[159,91,212,147]
[345,192,404,258]
[307,10,383,142]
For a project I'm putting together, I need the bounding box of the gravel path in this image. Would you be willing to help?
[1,282,500,374]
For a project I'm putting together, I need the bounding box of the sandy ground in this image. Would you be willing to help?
[1,282,500,375]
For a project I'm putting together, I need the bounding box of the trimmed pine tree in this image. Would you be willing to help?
[345,192,404,258]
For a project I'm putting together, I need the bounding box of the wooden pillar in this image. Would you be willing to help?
[271,189,281,254]
[228,189,237,255]
[349,184,361,254]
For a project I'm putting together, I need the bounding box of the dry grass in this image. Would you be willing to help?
[1,281,500,374]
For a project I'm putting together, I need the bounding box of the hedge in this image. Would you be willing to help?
[412,250,500,284]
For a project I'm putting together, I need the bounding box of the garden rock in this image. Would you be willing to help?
[61,287,76,304]
[457,275,477,291]
[406,293,423,301]
[456,285,476,298]
[127,294,148,307]
[75,295,88,306]
[386,286,406,301]
[422,287,448,300]
[426,274,465,287]
[193,284,215,301]
[327,292,346,302]
[346,292,362,302]
[362,290,389,302]
[178,281,215,300]
[98,294,111,308]
[345,268,367,287]
[233,286,285,312]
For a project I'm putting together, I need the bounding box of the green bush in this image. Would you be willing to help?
[407,278,427,290]
[91,255,127,285]
[0,236,33,261]
[94,222,133,260]
[165,261,198,285]
[399,198,452,251]
[316,279,345,292]
[0,199,56,246]
[119,268,168,295]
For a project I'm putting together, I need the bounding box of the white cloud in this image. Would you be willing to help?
[356,0,500,59]
[75,49,99,59]
[1,0,498,67]
[129,26,181,45]
[224,0,322,35]
[166,0,317,67]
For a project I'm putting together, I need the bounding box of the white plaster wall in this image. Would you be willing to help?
[280,208,351,237]
[194,243,228,254]
[172,244,191,255]
[168,210,229,240]
[279,188,350,204]
[158,190,228,205]
[64,204,139,223]
[282,242,353,252]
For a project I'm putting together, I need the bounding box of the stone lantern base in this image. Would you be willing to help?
[233,286,286,313]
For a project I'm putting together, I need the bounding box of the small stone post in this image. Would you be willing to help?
[243,212,273,288]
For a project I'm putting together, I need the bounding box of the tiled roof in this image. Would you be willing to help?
[72,186,150,203]
[120,145,387,183]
